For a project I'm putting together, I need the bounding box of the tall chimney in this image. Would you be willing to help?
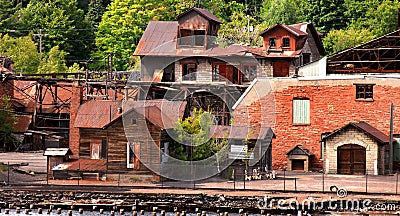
[69,82,83,159]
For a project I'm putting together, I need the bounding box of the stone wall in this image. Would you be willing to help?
[324,127,383,175]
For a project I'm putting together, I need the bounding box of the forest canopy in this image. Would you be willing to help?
[0,0,398,72]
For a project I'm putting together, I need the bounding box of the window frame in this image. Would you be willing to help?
[269,38,276,49]
[241,64,257,82]
[178,29,206,47]
[282,37,290,48]
[354,84,375,101]
[182,62,197,81]
[292,98,311,125]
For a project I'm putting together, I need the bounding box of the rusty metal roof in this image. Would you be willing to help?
[324,121,394,144]
[260,23,307,37]
[74,99,186,129]
[134,21,248,57]
[209,125,274,140]
[177,7,222,24]
[14,115,32,132]
[54,159,106,172]
[243,46,302,58]
[74,100,123,129]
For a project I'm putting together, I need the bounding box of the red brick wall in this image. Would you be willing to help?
[234,78,400,170]
[69,82,83,159]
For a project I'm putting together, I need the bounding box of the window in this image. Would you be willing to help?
[182,63,197,81]
[293,98,310,125]
[355,84,374,100]
[302,53,311,65]
[269,38,276,48]
[178,29,206,47]
[212,64,220,81]
[90,139,107,159]
[242,65,257,82]
[127,142,141,169]
[283,38,290,48]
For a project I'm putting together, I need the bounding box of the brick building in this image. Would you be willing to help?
[233,76,400,174]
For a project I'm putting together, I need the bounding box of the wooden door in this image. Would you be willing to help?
[337,144,366,174]
[273,62,290,77]
[134,142,141,170]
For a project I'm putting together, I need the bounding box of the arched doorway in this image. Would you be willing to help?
[337,144,366,174]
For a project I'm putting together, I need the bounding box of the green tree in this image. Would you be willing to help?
[171,108,227,161]
[322,26,375,54]
[38,46,68,73]
[0,34,41,74]
[15,0,94,64]
[85,0,105,28]
[0,0,21,29]
[346,0,400,37]
[260,0,303,26]
[95,0,183,71]
[301,0,347,34]
[0,96,17,151]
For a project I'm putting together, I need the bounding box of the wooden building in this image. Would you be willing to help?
[56,99,186,177]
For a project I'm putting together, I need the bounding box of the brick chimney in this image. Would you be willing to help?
[69,82,83,159]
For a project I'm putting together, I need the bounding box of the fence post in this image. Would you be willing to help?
[243,168,246,190]
[233,169,235,191]
[365,172,368,193]
[118,162,121,187]
[396,172,398,195]
[78,162,80,186]
[283,169,286,192]
[322,171,325,193]
[7,161,9,186]
[294,178,297,192]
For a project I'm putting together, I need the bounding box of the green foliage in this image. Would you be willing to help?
[0,96,17,151]
[0,34,40,74]
[322,27,376,54]
[301,0,347,34]
[260,0,304,26]
[171,108,228,161]
[347,0,400,37]
[0,0,20,29]
[85,0,105,28]
[15,0,94,64]
[38,46,68,74]
[68,63,84,73]
[95,0,183,71]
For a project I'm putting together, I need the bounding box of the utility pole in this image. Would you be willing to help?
[33,29,48,56]
[390,103,394,174]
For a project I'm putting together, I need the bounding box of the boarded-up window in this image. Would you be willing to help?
[90,139,106,159]
[293,98,310,125]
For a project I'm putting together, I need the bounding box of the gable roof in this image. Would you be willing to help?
[323,121,394,145]
[260,23,308,37]
[74,99,186,129]
[134,21,178,56]
[177,7,222,24]
[286,145,314,156]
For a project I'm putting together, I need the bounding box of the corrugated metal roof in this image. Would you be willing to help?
[74,100,123,129]
[14,115,31,132]
[210,125,274,140]
[134,21,248,57]
[260,23,307,37]
[177,7,222,24]
[324,121,394,144]
[53,159,106,171]
[44,148,71,156]
[74,99,186,129]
